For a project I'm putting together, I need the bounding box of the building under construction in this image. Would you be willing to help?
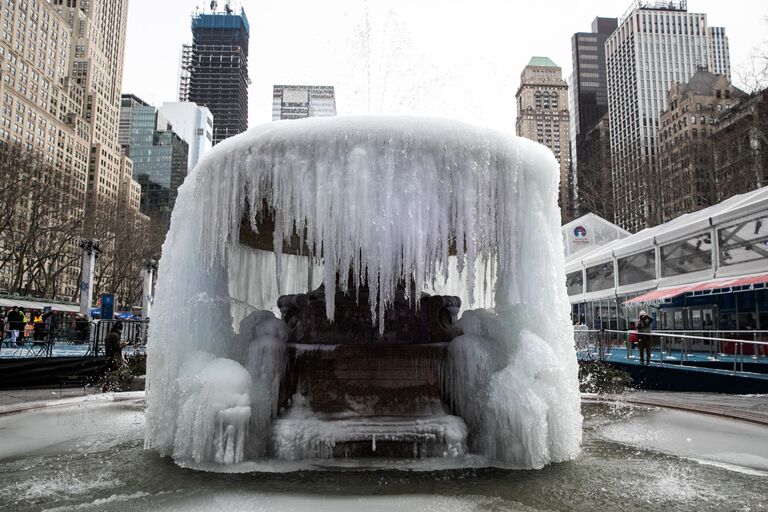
[180,2,250,145]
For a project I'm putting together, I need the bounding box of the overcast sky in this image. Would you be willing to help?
[123,0,767,134]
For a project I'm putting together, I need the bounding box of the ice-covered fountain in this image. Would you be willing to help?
[144,116,582,470]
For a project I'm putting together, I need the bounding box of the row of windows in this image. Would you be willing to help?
[568,216,768,296]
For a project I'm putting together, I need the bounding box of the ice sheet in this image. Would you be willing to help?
[598,408,768,475]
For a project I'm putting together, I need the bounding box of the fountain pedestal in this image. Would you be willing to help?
[272,343,467,459]
[269,287,466,459]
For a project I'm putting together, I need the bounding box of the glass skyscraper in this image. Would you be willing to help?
[119,95,189,225]
[570,17,617,221]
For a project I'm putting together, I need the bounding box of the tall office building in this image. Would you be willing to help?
[707,27,731,80]
[0,0,91,297]
[272,85,337,120]
[606,0,716,232]
[180,5,249,145]
[49,0,140,218]
[119,95,189,225]
[516,57,571,218]
[160,102,214,171]
[570,17,618,221]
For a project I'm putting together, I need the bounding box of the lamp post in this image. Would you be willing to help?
[79,239,102,317]
[142,259,158,319]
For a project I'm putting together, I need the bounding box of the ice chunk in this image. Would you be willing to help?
[172,357,252,464]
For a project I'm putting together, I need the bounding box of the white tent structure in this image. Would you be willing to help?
[565,187,768,329]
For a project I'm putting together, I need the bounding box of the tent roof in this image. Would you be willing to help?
[566,186,768,271]
[0,297,79,313]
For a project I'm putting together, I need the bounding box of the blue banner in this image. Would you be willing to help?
[100,293,114,320]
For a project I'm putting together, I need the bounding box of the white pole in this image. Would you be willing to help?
[142,259,157,319]
[78,239,100,317]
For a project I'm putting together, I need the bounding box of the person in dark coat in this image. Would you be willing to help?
[7,306,24,346]
[104,322,124,371]
[637,310,653,365]
[75,314,91,344]
[0,310,6,345]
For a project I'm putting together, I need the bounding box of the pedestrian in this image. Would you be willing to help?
[33,310,45,341]
[627,321,639,359]
[104,322,125,371]
[21,308,31,343]
[7,306,24,346]
[637,310,653,365]
[0,309,6,346]
[75,314,91,344]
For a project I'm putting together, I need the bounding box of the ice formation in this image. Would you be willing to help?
[271,394,468,460]
[145,116,582,468]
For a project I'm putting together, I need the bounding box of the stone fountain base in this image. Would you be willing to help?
[271,342,463,459]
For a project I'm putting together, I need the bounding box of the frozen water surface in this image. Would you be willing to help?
[1,400,767,511]
[598,407,768,475]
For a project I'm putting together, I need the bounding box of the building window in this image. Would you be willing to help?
[586,262,615,292]
[618,250,656,286]
[660,233,712,277]
[566,271,584,296]
[719,215,768,268]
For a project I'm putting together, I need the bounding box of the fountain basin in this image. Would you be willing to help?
[2,396,767,511]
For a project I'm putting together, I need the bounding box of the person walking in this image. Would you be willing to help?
[0,309,6,347]
[104,322,125,371]
[637,310,653,365]
[7,306,24,346]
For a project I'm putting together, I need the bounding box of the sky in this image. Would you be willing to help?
[123,0,768,135]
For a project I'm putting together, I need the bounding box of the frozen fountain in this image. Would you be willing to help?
[144,116,583,469]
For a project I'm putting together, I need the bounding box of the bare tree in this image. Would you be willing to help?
[734,17,768,94]
[88,199,156,310]
[575,147,614,222]
[0,141,154,306]
[0,142,85,298]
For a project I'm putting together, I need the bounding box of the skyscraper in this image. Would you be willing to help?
[119,95,189,225]
[606,0,716,232]
[707,27,731,80]
[516,57,571,219]
[181,4,249,145]
[160,102,214,171]
[570,18,617,221]
[272,85,337,120]
[49,0,139,218]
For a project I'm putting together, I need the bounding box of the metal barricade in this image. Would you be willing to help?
[93,319,149,356]
[580,329,768,370]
